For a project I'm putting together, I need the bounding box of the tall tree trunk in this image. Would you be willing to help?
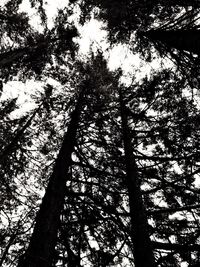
[119,89,155,267]
[18,89,85,267]
[145,30,200,54]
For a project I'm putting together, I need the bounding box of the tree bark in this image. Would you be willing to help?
[149,203,200,215]
[119,89,155,267]
[144,30,200,55]
[0,42,48,67]
[152,241,200,251]
[135,0,200,7]
[156,0,200,6]
[18,89,85,267]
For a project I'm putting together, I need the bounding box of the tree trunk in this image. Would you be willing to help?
[0,28,77,68]
[119,89,155,267]
[156,0,200,6]
[144,30,200,54]
[0,42,48,67]
[152,241,200,251]
[18,89,85,267]
[137,0,200,7]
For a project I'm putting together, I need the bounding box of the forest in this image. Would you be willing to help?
[1,0,200,266]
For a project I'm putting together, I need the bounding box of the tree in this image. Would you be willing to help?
[144,29,200,54]
[69,67,200,266]
[17,54,120,266]
[121,71,200,266]
[50,65,200,266]
[142,27,200,88]
[18,87,85,267]
[0,4,78,80]
[69,0,199,43]
[118,87,155,267]
[0,3,80,265]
